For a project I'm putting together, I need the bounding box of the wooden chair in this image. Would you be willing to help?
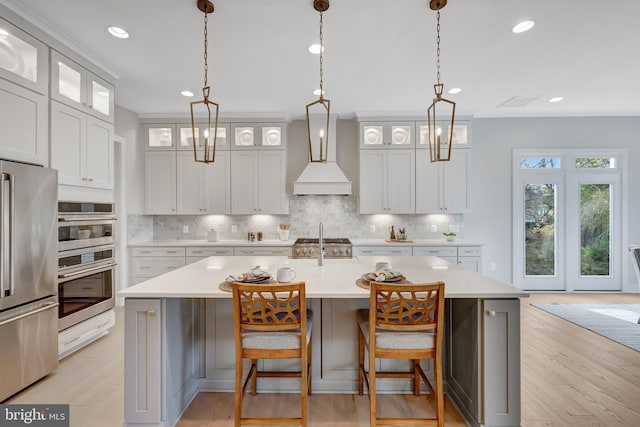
[232,281,312,427]
[358,281,445,427]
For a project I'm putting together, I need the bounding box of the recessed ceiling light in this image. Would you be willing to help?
[0,28,8,38]
[308,44,324,55]
[107,26,129,39]
[312,89,325,96]
[181,90,194,97]
[448,87,462,94]
[549,96,564,103]
[512,20,535,34]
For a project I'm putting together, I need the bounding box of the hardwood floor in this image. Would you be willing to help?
[4,293,640,426]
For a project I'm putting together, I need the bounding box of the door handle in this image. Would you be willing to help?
[0,302,59,327]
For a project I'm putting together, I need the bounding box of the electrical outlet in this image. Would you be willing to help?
[182,225,189,234]
[489,262,496,271]
[369,224,376,233]
[231,225,238,233]
[430,224,438,232]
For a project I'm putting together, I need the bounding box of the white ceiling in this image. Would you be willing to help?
[3,0,640,118]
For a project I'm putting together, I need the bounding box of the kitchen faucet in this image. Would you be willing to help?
[318,222,325,266]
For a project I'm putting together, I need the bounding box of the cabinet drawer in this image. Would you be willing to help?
[413,246,457,257]
[353,246,412,256]
[133,247,186,257]
[458,246,482,257]
[186,247,234,257]
[134,257,185,277]
[233,247,292,256]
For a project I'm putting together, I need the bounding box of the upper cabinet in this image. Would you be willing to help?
[416,120,471,149]
[415,148,470,214]
[0,17,48,95]
[230,150,287,214]
[145,124,176,150]
[231,123,286,149]
[177,122,230,151]
[177,151,230,214]
[51,50,115,123]
[360,122,415,149]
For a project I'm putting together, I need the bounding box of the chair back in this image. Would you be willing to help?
[232,282,306,333]
[369,281,445,334]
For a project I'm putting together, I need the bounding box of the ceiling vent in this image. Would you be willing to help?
[497,96,538,108]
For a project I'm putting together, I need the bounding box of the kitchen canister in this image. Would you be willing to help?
[207,229,218,242]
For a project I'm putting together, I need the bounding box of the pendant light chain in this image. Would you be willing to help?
[319,11,324,99]
[435,10,441,86]
[203,10,209,91]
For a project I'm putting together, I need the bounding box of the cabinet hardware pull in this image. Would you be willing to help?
[192,251,202,254]
[487,310,496,317]
[140,266,151,269]
[147,310,155,316]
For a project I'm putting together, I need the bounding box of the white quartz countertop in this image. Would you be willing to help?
[129,239,294,247]
[118,255,527,299]
[350,239,484,247]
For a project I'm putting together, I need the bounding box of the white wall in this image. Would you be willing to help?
[466,116,640,291]
[114,105,144,214]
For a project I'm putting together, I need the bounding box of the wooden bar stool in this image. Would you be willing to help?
[231,281,312,427]
[358,281,445,427]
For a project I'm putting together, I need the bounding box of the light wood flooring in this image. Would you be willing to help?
[5,293,640,426]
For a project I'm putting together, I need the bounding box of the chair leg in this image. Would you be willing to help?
[369,349,376,427]
[234,356,243,427]
[434,355,444,427]
[413,359,421,396]
[250,359,258,395]
[301,350,308,427]
[307,339,313,396]
[358,327,365,395]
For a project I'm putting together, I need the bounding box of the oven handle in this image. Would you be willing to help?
[58,216,117,222]
[0,302,59,327]
[58,262,117,279]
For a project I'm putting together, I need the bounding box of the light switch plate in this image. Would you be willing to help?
[231,225,238,233]
[182,225,189,233]
[430,224,438,232]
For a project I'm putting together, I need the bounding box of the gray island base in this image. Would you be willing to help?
[119,256,527,427]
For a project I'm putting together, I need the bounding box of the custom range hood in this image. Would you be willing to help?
[293,115,352,195]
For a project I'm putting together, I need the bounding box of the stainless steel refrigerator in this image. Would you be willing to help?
[0,159,58,402]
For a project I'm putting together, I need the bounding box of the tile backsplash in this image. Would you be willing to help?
[129,196,464,242]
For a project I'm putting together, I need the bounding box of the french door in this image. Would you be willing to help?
[513,150,623,291]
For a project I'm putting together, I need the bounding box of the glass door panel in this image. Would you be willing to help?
[524,183,557,277]
[580,183,611,276]
[0,28,38,82]
[91,80,110,116]
[58,61,82,103]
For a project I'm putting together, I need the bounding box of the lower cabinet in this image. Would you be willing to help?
[185,246,234,264]
[233,246,292,256]
[352,246,412,257]
[131,247,186,284]
[354,244,483,272]
[0,78,48,166]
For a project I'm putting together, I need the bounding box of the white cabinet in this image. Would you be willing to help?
[145,124,176,149]
[177,151,230,214]
[177,122,230,151]
[412,246,457,263]
[0,78,48,165]
[51,50,114,123]
[50,100,114,189]
[145,151,177,214]
[413,245,483,272]
[233,246,292,256]
[0,17,49,95]
[186,247,234,264]
[415,148,470,213]
[360,121,415,149]
[230,150,288,214]
[416,120,470,148]
[353,246,413,257]
[359,149,415,214]
[131,247,186,284]
[231,123,286,149]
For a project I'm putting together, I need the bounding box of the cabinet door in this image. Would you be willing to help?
[177,123,230,151]
[87,72,114,123]
[258,123,285,149]
[415,149,441,213]
[0,18,48,94]
[231,123,257,149]
[51,50,86,112]
[0,78,48,165]
[230,151,258,213]
[145,151,177,214]
[203,151,231,214]
[359,150,387,213]
[387,122,414,148]
[457,257,482,272]
[50,101,85,186]
[386,150,415,213]
[360,122,385,149]
[442,149,469,213]
[176,151,203,214]
[257,151,287,214]
[85,116,114,189]
[145,124,175,149]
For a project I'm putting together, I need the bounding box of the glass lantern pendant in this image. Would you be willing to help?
[306,0,331,163]
[190,0,220,164]
[427,0,456,162]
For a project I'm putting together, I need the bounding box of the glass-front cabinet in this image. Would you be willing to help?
[416,120,470,148]
[0,17,48,94]
[177,123,230,151]
[145,124,176,149]
[360,122,415,149]
[51,50,115,123]
[231,123,285,149]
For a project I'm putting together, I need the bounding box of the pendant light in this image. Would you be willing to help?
[190,0,220,163]
[305,0,331,163]
[427,0,456,162]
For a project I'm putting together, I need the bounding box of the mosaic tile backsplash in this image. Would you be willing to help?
[129,196,465,242]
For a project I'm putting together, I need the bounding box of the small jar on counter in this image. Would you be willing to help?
[257,231,263,241]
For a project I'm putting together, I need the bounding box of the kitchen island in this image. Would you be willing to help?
[119,255,527,427]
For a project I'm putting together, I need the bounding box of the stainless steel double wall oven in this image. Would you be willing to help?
[57,201,116,331]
